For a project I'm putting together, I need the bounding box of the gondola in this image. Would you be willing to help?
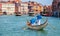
[26,19,48,30]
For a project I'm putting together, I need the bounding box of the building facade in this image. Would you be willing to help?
[20,2,28,14]
[28,1,43,14]
[52,0,60,17]
[2,3,15,15]
[32,4,43,14]
[0,0,21,15]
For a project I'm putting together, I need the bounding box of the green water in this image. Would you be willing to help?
[0,15,60,36]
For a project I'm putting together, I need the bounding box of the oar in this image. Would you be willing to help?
[48,23,56,30]
[22,20,29,30]
[22,26,28,30]
[42,17,56,30]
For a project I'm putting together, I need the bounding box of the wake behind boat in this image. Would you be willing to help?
[26,19,48,30]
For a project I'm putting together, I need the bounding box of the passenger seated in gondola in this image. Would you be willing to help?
[30,14,42,26]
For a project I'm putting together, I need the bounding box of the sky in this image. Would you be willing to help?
[0,0,53,6]
[22,0,53,6]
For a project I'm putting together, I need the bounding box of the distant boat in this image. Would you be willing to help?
[42,14,48,16]
[15,14,21,16]
[26,19,48,30]
[15,12,21,16]
[3,12,7,15]
[28,12,35,16]
[40,12,51,16]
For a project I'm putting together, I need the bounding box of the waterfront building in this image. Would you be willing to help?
[41,5,52,16]
[32,3,43,14]
[0,2,15,15]
[28,1,43,14]
[0,0,43,15]
[28,1,34,12]
[20,2,28,14]
[2,3,15,15]
[0,0,21,15]
[47,5,52,16]
[52,0,60,17]
[0,3,2,15]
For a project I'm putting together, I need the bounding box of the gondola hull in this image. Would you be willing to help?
[15,14,21,16]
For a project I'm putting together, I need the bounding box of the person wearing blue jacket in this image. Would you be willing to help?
[30,18,37,25]
[36,14,42,25]
[30,14,42,25]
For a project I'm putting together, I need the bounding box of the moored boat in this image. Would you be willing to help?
[26,19,48,30]
[15,14,21,16]
[15,12,21,16]
[28,12,35,16]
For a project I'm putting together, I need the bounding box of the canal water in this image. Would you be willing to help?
[0,15,60,36]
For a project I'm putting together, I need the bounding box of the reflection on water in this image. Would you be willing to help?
[37,30,48,36]
[0,15,60,36]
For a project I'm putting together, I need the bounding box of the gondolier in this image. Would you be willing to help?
[36,14,42,25]
[30,18,37,25]
[30,14,42,26]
